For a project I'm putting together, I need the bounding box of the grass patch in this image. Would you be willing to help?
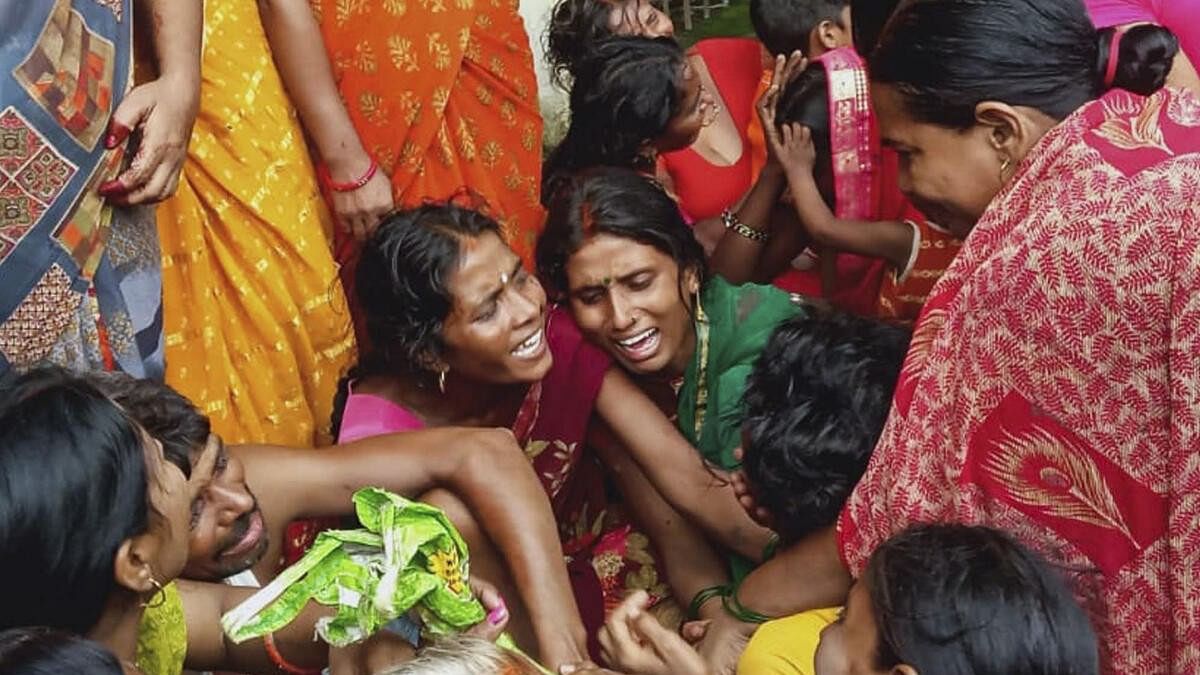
[674,0,754,47]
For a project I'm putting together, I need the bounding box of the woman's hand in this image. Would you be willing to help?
[757,51,807,173]
[597,591,711,675]
[730,447,775,530]
[465,576,510,642]
[326,155,395,241]
[98,74,199,205]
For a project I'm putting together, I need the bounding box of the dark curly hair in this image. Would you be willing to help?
[545,0,616,89]
[85,371,209,478]
[331,203,502,438]
[740,310,909,543]
[537,166,707,302]
[542,37,686,200]
[865,524,1099,674]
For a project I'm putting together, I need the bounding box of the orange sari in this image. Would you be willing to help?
[312,0,544,304]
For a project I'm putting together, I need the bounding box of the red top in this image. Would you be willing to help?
[661,38,764,220]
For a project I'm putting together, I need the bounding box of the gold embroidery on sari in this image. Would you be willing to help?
[983,425,1138,549]
[1094,93,1173,156]
[900,307,946,383]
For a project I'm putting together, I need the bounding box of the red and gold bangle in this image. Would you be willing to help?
[263,633,322,675]
[319,159,379,193]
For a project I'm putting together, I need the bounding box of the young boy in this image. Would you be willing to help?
[740,309,909,545]
[750,0,853,59]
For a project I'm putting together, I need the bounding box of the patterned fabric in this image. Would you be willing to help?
[309,306,667,656]
[153,0,355,447]
[839,88,1200,674]
[136,582,187,675]
[773,48,887,315]
[876,217,963,323]
[312,0,545,339]
[0,0,163,378]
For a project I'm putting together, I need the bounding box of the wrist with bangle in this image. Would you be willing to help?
[722,208,770,243]
[721,580,772,625]
[264,632,322,675]
[318,157,379,193]
[687,584,730,620]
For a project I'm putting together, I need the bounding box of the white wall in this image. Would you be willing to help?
[519,0,571,150]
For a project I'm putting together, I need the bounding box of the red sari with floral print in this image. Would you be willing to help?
[838,87,1200,673]
[289,306,665,655]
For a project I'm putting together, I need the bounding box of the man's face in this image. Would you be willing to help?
[180,435,269,580]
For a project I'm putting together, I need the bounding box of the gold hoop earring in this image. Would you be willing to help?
[438,368,447,394]
[141,577,167,609]
[999,156,1013,183]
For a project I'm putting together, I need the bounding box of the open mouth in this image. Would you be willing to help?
[614,327,661,362]
[220,510,264,560]
[510,328,546,360]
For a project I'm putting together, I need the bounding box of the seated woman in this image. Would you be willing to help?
[537,168,804,587]
[330,203,771,651]
[90,372,588,671]
[712,48,959,322]
[546,0,765,224]
[0,368,453,675]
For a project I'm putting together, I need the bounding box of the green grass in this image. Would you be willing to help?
[674,0,754,47]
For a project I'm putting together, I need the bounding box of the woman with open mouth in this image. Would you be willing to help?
[537,167,808,586]
[326,201,771,664]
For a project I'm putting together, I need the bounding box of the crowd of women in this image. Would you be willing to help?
[1,0,1199,673]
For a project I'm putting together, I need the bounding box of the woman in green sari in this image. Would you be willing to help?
[537,167,805,587]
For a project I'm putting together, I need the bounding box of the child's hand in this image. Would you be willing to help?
[597,591,711,675]
[773,123,818,176]
[757,51,807,172]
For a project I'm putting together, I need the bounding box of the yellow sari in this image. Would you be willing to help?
[155,0,355,445]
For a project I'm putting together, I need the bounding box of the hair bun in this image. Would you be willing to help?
[1096,24,1179,95]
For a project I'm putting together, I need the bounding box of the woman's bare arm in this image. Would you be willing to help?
[255,0,392,237]
[595,368,773,560]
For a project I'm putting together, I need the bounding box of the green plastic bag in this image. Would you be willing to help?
[220,488,530,661]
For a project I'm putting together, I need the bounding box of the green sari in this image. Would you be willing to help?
[677,277,806,471]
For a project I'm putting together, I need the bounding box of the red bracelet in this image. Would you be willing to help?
[263,633,322,675]
[319,159,379,193]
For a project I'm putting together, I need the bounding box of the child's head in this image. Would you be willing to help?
[542,37,714,197]
[775,62,836,206]
[815,524,1100,675]
[750,0,852,58]
[740,310,908,543]
[0,628,124,675]
[381,636,541,675]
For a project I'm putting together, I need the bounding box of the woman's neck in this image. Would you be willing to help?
[88,595,144,669]
[366,371,530,429]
